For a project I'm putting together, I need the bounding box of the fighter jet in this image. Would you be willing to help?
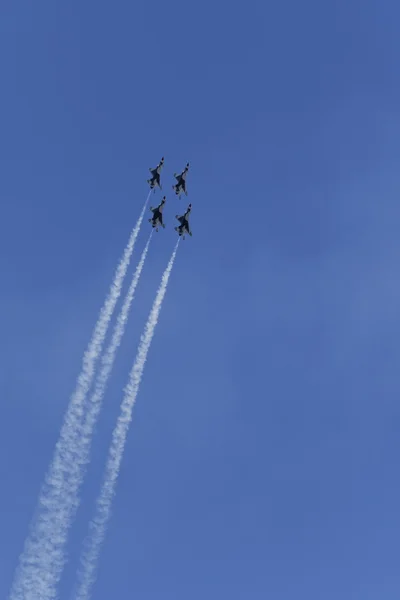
[148,196,166,231]
[147,157,164,191]
[172,162,189,198]
[174,203,192,239]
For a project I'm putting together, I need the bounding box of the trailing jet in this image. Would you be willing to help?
[148,196,166,231]
[172,162,189,198]
[174,203,192,239]
[147,157,164,191]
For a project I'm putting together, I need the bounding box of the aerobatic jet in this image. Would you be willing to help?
[174,203,192,239]
[147,157,164,191]
[172,162,189,198]
[148,196,166,231]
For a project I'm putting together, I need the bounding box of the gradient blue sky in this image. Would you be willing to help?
[2,1,400,598]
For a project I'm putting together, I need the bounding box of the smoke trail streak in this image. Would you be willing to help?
[74,240,179,600]
[46,232,152,594]
[9,194,151,600]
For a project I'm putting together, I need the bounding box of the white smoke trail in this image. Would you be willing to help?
[74,240,180,600]
[9,194,151,600]
[46,232,152,592]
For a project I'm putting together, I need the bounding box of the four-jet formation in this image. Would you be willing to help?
[147,157,164,191]
[147,159,193,239]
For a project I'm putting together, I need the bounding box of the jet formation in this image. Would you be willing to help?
[148,158,193,239]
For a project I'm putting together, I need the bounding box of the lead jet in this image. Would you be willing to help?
[148,196,166,231]
[172,162,189,198]
[174,203,192,239]
[147,157,164,191]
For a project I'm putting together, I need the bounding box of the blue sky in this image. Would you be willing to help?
[1,0,400,598]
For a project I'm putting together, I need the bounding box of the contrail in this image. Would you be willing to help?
[74,239,180,600]
[9,194,151,600]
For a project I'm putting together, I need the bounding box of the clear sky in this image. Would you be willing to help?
[1,1,400,598]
